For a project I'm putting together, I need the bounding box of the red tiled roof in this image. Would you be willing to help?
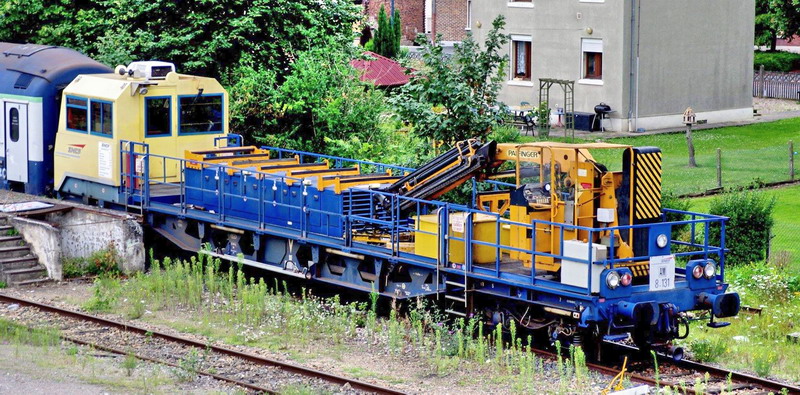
[350,51,411,87]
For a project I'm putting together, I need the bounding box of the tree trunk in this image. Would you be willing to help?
[686,126,697,168]
[771,33,778,51]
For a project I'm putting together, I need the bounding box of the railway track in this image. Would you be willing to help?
[0,294,403,395]
[607,343,800,394]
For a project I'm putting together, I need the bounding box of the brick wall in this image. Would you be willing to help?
[363,0,467,44]
[365,0,425,45]
[433,0,467,42]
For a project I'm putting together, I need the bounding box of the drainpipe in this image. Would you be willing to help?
[627,0,639,132]
[432,0,437,43]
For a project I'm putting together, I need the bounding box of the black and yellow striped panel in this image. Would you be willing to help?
[634,150,662,220]
[618,262,650,278]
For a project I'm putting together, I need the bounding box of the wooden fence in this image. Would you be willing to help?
[753,66,800,100]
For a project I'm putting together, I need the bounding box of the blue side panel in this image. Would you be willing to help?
[25,161,45,195]
[184,165,346,238]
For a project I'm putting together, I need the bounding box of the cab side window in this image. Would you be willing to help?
[66,96,88,133]
[179,94,223,134]
[146,97,172,137]
[90,100,113,137]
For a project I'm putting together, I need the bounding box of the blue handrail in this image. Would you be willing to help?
[121,140,729,297]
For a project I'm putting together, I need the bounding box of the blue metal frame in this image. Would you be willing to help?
[118,140,735,332]
[144,96,172,138]
[65,95,89,134]
[177,93,224,135]
[89,98,114,138]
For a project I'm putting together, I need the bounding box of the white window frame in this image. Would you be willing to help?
[579,38,604,86]
[579,0,605,3]
[507,1,534,9]
[508,35,534,87]
[466,0,472,30]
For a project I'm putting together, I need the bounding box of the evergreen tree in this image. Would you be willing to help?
[373,5,400,58]
[392,9,402,57]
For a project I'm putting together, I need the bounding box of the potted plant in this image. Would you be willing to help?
[534,101,551,138]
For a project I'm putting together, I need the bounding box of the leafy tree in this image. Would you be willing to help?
[392,16,509,145]
[0,0,362,77]
[372,5,401,58]
[234,44,386,153]
[755,0,800,51]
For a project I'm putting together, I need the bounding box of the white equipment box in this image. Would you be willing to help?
[560,240,608,293]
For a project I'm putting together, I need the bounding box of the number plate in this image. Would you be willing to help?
[649,255,676,291]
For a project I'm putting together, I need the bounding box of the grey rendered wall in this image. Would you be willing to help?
[635,0,755,117]
[469,0,628,115]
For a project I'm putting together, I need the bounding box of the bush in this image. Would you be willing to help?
[754,50,800,72]
[661,190,691,238]
[62,246,121,278]
[689,338,726,362]
[488,124,521,144]
[708,191,775,266]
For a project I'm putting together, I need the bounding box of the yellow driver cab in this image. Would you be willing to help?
[54,61,229,204]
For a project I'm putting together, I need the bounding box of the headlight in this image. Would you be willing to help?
[656,233,669,248]
[606,271,621,289]
[704,262,716,279]
[620,272,633,287]
[692,264,704,279]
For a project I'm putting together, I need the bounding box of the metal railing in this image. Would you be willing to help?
[120,141,729,296]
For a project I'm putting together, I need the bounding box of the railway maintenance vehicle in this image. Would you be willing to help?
[0,42,740,358]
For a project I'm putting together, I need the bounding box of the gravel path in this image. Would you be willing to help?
[753,97,800,114]
[0,300,365,394]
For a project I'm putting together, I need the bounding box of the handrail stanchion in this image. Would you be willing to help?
[180,160,186,214]
[704,219,710,260]
[531,220,537,285]
[465,212,473,273]
[719,220,726,279]
[587,232,594,296]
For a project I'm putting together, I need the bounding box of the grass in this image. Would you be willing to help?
[676,261,800,382]
[522,117,800,195]
[81,249,598,393]
[691,184,800,271]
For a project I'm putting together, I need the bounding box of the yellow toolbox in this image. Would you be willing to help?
[414,213,510,264]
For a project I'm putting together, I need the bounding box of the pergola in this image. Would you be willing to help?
[539,78,575,141]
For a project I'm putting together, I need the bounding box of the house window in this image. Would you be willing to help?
[466,0,472,30]
[179,94,223,134]
[511,36,532,81]
[146,97,172,137]
[582,38,603,80]
[90,100,113,137]
[66,96,88,133]
[508,0,534,8]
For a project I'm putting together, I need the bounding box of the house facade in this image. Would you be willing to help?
[363,0,468,44]
[469,0,755,132]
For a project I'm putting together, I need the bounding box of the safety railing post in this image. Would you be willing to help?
[719,220,726,279]
[587,232,594,296]
[531,220,536,284]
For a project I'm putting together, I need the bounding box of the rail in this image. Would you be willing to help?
[120,141,729,298]
[0,294,403,395]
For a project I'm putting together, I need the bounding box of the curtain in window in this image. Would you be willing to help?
[515,41,526,76]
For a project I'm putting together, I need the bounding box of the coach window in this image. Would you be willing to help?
[9,108,19,142]
[179,94,223,135]
[146,97,172,137]
[90,100,113,137]
[66,96,88,133]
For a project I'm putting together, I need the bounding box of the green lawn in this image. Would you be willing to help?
[691,184,800,271]
[522,117,800,195]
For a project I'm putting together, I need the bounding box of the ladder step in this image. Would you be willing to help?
[445,280,466,287]
[445,295,466,303]
[445,309,467,317]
